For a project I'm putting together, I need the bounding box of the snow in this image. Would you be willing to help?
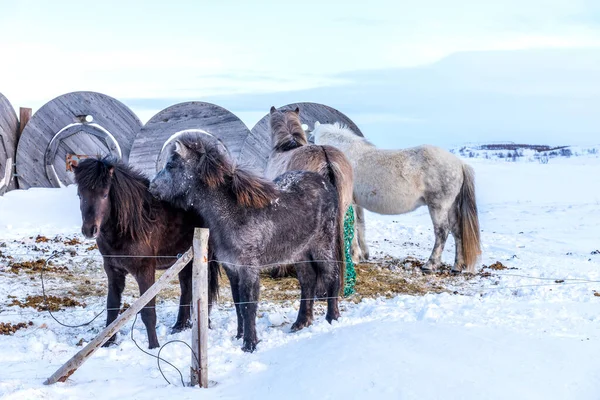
[1,155,600,399]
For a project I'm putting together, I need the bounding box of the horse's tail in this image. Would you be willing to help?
[320,146,346,295]
[207,246,220,308]
[458,164,481,273]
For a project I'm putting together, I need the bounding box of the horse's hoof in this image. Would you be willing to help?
[451,269,462,276]
[291,319,312,332]
[420,267,434,275]
[148,342,160,350]
[326,312,340,324]
[241,340,258,353]
[102,340,116,348]
[171,321,192,334]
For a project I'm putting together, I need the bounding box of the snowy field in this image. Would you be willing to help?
[1,154,600,399]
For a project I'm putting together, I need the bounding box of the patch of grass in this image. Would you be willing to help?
[0,321,33,335]
[486,261,508,270]
[6,259,68,274]
[64,238,81,246]
[35,235,50,243]
[9,295,86,311]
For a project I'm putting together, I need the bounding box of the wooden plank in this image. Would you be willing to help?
[191,228,209,388]
[44,248,194,385]
[16,91,142,189]
[249,102,364,173]
[18,107,32,137]
[129,102,252,178]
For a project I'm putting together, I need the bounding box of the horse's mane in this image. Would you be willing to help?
[74,157,155,244]
[313,122,373,146]
[269,108,308,152]
[177,133,278,209]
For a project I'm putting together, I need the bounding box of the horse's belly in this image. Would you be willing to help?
[355,185,424,215]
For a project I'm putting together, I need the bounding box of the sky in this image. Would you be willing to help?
[1,0,599,146]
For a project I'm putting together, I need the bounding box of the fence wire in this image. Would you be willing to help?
[1,249,599,385]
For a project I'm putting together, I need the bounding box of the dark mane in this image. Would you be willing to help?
[269,109,308,152]
[178,132,278,208]
[74,156,155,244]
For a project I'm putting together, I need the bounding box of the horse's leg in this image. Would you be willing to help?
[224,267,244,339]
[449,202,466,273]
[422,204,450,273]
[102,262,126,347]
[134,267,159,349]
[310,247,341,324]
[172,261,192,333]
[238,267,260,352]
[354,205,369,261]
[324,259,341,323]
[291,261,317,332]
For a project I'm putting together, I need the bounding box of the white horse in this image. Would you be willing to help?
[312,122,481,273]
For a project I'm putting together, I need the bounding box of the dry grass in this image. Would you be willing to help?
[6,259,69,275]
[9,294,86,311]
[0,321,33,335]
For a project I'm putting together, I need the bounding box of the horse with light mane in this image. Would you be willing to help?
[312,122,481,273]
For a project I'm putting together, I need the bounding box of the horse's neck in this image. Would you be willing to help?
[336,136,371,161]
[192,186,246,233]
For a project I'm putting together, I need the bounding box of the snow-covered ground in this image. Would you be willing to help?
[1,154,600,399]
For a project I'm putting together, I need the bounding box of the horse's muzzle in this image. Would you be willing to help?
[82,224,99,239]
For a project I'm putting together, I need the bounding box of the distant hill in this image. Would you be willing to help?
[450,143,600,163]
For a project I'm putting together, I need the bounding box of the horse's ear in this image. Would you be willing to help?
[270,106,277,114]
[174,140,190,158]
[294,106,300,114]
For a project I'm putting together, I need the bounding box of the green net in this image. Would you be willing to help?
[343,206,356,296]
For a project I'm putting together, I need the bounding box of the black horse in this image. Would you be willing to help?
[73,157,219,349]
[149,131,345,352]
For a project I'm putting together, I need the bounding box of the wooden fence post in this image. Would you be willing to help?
[18,107,31,138]
[191,228,209,388]
[44,248,194,385]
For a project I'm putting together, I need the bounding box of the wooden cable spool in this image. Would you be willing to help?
[16,91,142,188]
[0,93,18,194]
[129,101,269,176]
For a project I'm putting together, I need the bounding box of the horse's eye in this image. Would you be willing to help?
[102,193,108,199]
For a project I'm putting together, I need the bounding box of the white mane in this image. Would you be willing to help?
[312,121,364,145]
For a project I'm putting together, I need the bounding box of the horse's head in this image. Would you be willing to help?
[150,130,276,210]
[269,106,308,151]
[150,130,231,207]
[72,158,115,239]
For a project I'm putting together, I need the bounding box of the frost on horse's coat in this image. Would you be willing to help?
[313,122,481,273]
[149,131,345,352]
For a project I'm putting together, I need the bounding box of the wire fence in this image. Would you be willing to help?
[1,249,600,386]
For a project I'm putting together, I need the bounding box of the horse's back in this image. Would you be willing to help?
[267,144,353,209]
[353,144,464,213]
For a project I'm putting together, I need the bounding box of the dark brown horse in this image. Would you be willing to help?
[73,157,219,349]
[150,131,345,352]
